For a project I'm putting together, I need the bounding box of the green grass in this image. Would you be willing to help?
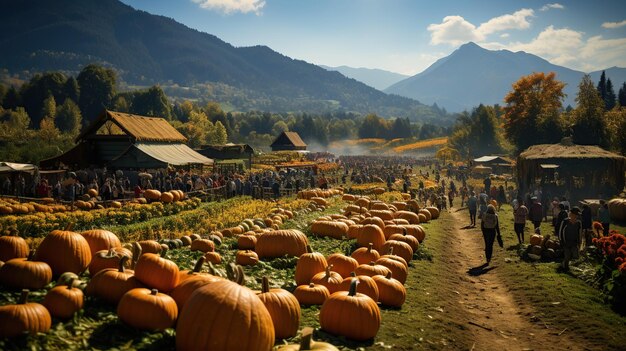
[494,204,626,350]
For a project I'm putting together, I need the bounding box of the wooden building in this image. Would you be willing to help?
[270,132,307,152]
[40,110,213,170]
[197,143,254,171]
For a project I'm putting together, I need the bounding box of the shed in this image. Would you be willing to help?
[197,143,254,169]
[516,140,626,198]
[270,132,307,152]
[40,110,213,170]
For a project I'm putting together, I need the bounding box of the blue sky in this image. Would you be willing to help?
[121,0,626,75]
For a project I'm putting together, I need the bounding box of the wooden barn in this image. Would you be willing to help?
[516,140,626,199]
[40,110,213,170]
[197,143,254,171]
[270,132,307,152]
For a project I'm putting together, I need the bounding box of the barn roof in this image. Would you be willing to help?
[519,143,625,160]
[271,132,307,148]
[76,110,187,143]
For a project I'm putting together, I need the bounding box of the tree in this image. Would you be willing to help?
[503,72,566,151]
[619,82,626,107]
[130,85,171,119]
[20,72,67,127]
[449,105,503,157]
[605,78,616,110]
[77,64,116,124]
[38,117,60,144]
[64,77,80,103]
[0,107,31,139]
[41,95,56,121]
[604,107,626,153]
[597,71,607,104]
[111,95,130,113]
[55,99,82,135]
[271,120,289,136]
[2,86,20,110]
[571,75,607,146]
[390,118,412,139]
[210,121,228,145]
[358,114,389,139]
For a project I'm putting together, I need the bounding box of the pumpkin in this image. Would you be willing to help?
[293,283,330,305]
[311,221,349,239]
[180,236,192,246]
[42,279,84,319]
[382,225,404,239]
[354,197,370,208]
[530,234,543,246]
[176,280,275,351]
[393,210,420,224]
[376,253,408,284]
[418,209,432,222]
[137,240,162,254]
[0,251,52,289]
[354,262,391,277]
[256,229,309,259]
[356,224,386,251]
[276,327,339,351]
[342,194,356,202]
[34,230,92,276]
[177,256,211,283]
[311,265,343,294]
[238,233,257,250]
[326,253,359,278]
[204,247,222,264]
[0,289,51,338]
[295,245,328,286]
[143,189,161,200]
[80,229,122,256]
[134,253,179,293]
[86,256,145,304]
[370,202,390,211]
[118,288,178,330]
[0,235,29,261]
[361,217,385,229]
[339,272,379,302]
[351,243,380,265]
[319,279,381,341]
[372,272,406,308]
[190,239,215,253]
[257,276,301,339]
[425,206,440,219]
[389,231,420,251]
[347,224,363,239]
[381,240,414,263]
[236,250,259,266]
[170,273,222,311]
[88,247,131,277]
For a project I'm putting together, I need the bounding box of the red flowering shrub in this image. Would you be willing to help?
[595,233,626,267]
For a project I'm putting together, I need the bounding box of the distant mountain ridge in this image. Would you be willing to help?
[320,65,409,91]
[385,42,626,112]
[0,0,446,121]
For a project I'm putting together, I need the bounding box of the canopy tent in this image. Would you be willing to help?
[0,162,37,174]
[517,140,626,198]
[110,143,214,169]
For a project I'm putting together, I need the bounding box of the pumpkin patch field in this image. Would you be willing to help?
[0,191,448,350]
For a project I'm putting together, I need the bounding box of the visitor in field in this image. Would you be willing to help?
[597,200,610,237]
[529,196,543,230]
[513,199,529,245]
[551,197,561,228]
[554,203,568,236]
[448,188,455,208]
[460,185,468,207]
[468,191,478,226]
[481,204,502,265]
[478,195,488,221]
[581,204,593,247]
[558,206,583,272]
[496,185,506,210]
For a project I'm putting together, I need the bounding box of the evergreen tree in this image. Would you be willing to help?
[63,77,80,103]
[605,78,616,110]
[213,120,228,144]
[2,86,20,110]
[571,75,607,146]
[55,99,82,135]
[77,64,117,124]
[597,71,607,104]
[619,82,626,107]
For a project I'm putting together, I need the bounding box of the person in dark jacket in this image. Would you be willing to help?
[481,205,502,265]
[558,207,582,271]
[554,204,568,236]
[529,197,543,230]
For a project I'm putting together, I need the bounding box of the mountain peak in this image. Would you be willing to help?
[458,42,483,51]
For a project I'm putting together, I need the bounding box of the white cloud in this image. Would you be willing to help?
[427,9,533,46]
[540,3,564,11]
[427,15,482,45]
[500,33,510,38]
[602,20,626,29]
[191,0,265,15]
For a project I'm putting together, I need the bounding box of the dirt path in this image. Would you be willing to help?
[446,209,581,351]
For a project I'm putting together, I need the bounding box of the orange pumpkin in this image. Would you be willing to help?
[176,280,275,351]
[311,221,349,239]
[351,243,380,265]
[0,235,29,261]
[88,247,131,277]
[311,265,343,294]
[354,262,391,277]
[356,224,386,251]
[326,253,359,278]
[86,256,145,304]
[389,231,420,251]
[236,250,259,266]
[137,240,162,254]
[347,224,363,239]
[403,225,426,243]
[372,272,406,307]
[376,254,408,284]
[170,274,222,311]
[0,289,51,338]
[34,230,92,276]
[381,240,414,263]
[361,216,385,229]
[382,225,404,240]
[257,276,301,339]
[319,280,381,341]
[0,251,52,289]
[393,210,420,224]
[256,230,308,259]
[190,239,215,253]
[293,283,330,305]
[118,288,178,330]
[80,229,122,256]
[295,245,328,286]
[204,247,222,264]
[42,279,84,319]
[238,233,257,250]
[134,253,180,293]
[339,272,379,302]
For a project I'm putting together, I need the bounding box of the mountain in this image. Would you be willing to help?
[320,65,409,91]
[0,0,446,121]
[385,42,626,112]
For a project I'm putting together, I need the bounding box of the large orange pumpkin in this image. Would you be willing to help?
[256,229,308,259]
[293,283,330,305]
[42,279,84,319]
[80,229,122,256]
[295,245,328,286]
[376,255,408,284]
[176,280,275,351]
[310,221,349,239]
[170,274,222,311]
[34,230,92,276]
[356,224,385,251]
[354,262,391,277]
[311,265,343,294]
[0,289,51,338]
[372,272,406,308]
[86,257,145,304]
[118,288,178,330]
[381,240,413,263]
[88,247,131,277]
[134,253,179,293]
[257,276,301,339]
[389,231,420,251]
[326,253,359,278]
[0,235,29,261]
[351,243,380,265]
[276,327,340,351]
[339,272,379,302]
[319,280,381,341]
[0,251,52,289]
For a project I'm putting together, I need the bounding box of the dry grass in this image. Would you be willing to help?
[393,137,448,153]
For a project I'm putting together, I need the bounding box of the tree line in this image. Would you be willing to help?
[448,71,626,159]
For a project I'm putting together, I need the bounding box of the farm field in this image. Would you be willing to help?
[1,189,625,350]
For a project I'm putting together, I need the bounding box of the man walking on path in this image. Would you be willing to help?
[558,206,582,272]
[529,196,543,230]
[468,191,478,227]
[513,201,529,245]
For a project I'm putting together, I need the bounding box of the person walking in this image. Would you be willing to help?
[554,203,568,236]
[513,201,529,245]
[529,196,543,230]
[468,191,478,227]
[481,205,502,265]
[558,207,582,272]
